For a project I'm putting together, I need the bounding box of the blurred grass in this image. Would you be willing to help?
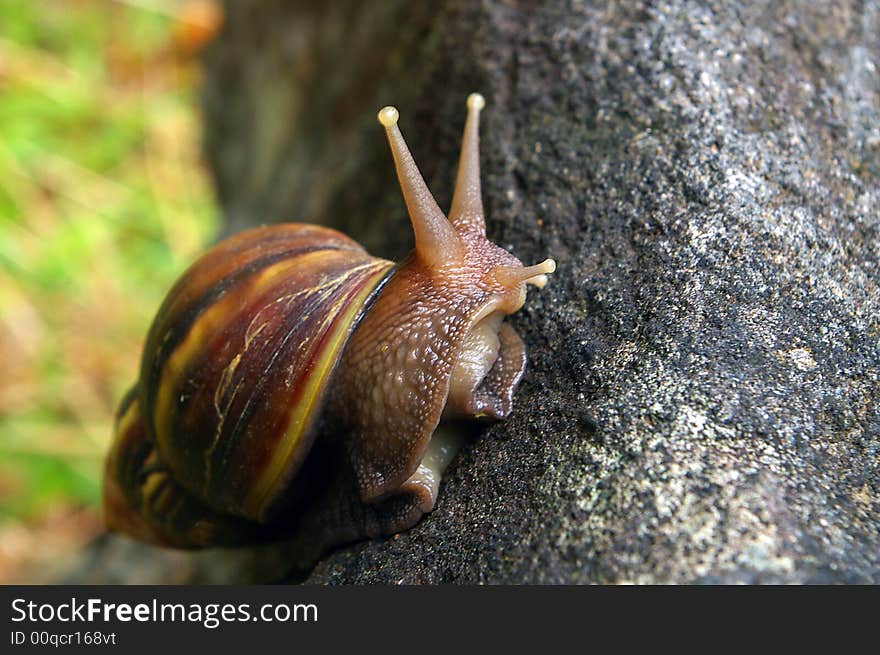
[0,0,220,527]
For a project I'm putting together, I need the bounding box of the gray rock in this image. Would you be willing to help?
[195,0,880,583]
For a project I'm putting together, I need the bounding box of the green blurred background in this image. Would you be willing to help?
[0,0,221,580]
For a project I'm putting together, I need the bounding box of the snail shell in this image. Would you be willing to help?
[104,95,555,552]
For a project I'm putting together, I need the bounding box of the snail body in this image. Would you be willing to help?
[104,95,555,555]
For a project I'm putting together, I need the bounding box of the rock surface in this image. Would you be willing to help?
[165,0,880,583]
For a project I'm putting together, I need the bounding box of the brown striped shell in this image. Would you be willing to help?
[103,95,555,553]
[105,224,392,546]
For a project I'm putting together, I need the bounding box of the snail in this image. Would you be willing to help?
[103,94,555,560]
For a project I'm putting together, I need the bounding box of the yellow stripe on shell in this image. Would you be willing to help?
[141,471,166,506]
[114,396,141,445]
[153,251,345,463]
[244,261,393,520]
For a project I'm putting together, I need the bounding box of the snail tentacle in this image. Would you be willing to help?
[493,258,557,290]
[378,106,464,268]
[449,93,487,235]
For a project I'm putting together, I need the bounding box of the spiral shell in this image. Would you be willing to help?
[105,388,263,547]
[131,224,392,525]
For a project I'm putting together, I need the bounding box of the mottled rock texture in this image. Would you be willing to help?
[86,0,880,583]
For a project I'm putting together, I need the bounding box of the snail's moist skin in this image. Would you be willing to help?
[331,227,532,513]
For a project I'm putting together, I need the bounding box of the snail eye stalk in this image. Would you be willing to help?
[449,93,487,235]
[378,105,463,268]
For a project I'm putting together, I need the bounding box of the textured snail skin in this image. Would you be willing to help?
[333,235,530,509]
[103,94,554,555]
